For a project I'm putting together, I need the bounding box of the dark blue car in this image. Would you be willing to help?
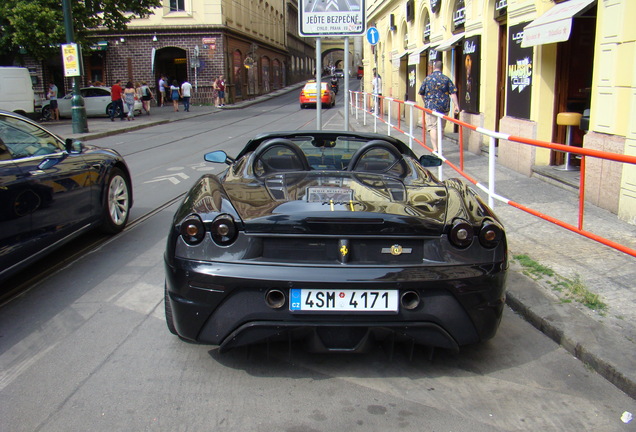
[0,110,133,281]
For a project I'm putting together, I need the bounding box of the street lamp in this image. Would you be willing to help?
[62,0,88,133]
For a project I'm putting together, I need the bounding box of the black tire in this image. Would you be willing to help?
[41,106,52,121]
[101,167,131,233]
[300,104,305,109]
[165,284,178,335]
[106,103,122,118]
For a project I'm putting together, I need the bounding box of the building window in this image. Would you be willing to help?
[170,0,185,12]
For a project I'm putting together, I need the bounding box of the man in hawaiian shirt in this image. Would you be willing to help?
[419,61,460,152]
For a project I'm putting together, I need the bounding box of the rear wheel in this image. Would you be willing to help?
[41,106,52,121]
[106,103,121,118]
[101,167,130,233]
[165,284,177,335]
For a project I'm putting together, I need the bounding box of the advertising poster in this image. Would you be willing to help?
[299,0,365,36]
[62,43,80,77]
[507,22,533,119]
[407,64,417,102]
[461,35,480,114]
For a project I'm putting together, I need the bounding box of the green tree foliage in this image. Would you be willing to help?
[0,0,161,63]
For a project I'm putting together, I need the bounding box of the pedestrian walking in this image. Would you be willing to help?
[110,79,125,121]
[170,80,181,112]
[47,81,59,121]
[371,68,382,115]
[140,81,152,115]
[158,75,167,107]
[181,79,192,112]
[214,75,226,107]
[123,81,136,121]
[418,60,460,152]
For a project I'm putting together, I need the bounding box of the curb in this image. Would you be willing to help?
[505,271,635,399]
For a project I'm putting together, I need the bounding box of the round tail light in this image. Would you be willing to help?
[449,220,474,249]
[211,214,237,245]
[180,215,205,245]
[479,222,503,248]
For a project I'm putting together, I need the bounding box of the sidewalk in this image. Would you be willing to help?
[42,82,307,141]
[43,86,636,400]
[345,110,636,400]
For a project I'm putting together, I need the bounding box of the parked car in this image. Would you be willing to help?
[0,110,133,282]
[357,66,364,79]
[299,81,336,109]
[41,86,142,121]
[164,131,508,353]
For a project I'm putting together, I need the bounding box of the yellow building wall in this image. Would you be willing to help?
[126,0,286,50]
[364,1,634,222]
[591,0,636,222]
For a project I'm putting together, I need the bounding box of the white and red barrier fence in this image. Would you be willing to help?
[350,90,636,258]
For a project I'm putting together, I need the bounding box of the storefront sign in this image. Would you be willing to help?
[495,0,507,11]
[461,35,480,114]
[202,38,216,47]
[453,0,466,30]
[507,22,533,119]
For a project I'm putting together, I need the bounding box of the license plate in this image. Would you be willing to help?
[290,289,398,312]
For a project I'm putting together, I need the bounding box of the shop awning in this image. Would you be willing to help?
[435,34,464,52]
[408,45,430,65]
[521,0,595,48]
[391,49,410,60]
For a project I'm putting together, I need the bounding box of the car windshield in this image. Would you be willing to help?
[252,136,408,177]
[0,115,63,158]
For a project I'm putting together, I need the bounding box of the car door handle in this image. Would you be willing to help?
[28,170,47,176]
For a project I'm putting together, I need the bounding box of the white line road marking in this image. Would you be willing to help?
[144,172,189,185]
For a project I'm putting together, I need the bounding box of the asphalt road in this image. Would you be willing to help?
[1,90,634,431]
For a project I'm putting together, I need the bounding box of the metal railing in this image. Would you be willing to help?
[349,90,636,258]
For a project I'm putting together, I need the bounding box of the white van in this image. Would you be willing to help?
[0,67,39,119]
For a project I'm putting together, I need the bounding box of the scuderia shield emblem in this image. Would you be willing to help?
[381,244,412,256]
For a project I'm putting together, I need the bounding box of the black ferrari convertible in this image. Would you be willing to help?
[164,131,508,353]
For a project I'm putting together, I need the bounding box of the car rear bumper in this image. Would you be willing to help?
[165,258,507,352]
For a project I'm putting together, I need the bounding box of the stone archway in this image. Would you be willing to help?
[154,47,188,88]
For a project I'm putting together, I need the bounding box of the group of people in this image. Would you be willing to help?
[156,75,224,110]
[157,76,187,111]
[157,76,192,112]
[369,61,460,152]
[108,80,154,121]
[46,74,226,123]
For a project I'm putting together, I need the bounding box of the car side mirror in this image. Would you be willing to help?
[65,138,84,154]
[419,154,443,167]
[204,150,234,165]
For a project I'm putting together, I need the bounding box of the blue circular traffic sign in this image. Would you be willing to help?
[366,27,379,46]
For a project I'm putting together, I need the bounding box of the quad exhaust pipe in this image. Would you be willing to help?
[265,289,286,309]
[400,291,421,310]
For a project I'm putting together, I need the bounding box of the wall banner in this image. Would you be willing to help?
[507,22,533,119]
[461,35,480,114]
